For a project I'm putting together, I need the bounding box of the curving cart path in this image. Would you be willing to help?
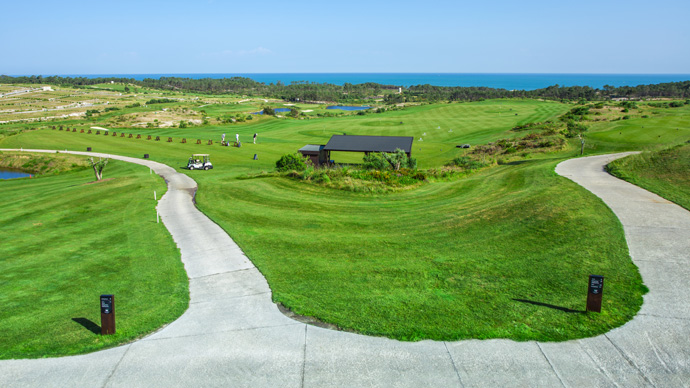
[1,150,689,387]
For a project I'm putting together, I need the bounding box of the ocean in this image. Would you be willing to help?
[42,73,690,91]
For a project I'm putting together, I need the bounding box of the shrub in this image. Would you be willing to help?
[276,153,309,172]
[564,122,588,138]
[146,98,176,104]
[448,156,485,170]
[362,149,416,171]
[362,153,388,171]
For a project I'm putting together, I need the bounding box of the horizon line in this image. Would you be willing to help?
[5,72,690,76]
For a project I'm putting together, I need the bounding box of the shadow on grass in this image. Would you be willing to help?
[512,299,585,314]
[72,317,101,334]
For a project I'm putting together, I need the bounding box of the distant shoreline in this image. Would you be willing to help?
[6,73,690,91]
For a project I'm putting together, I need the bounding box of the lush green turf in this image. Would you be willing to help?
[587,104,690,153]
[0,154,188,359]
[197,158,644,341]
[607,143,690,211]
[0,97,658,347]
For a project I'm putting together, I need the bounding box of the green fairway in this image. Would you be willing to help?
[0,153,188,359]
[607,143,690,211]
[587,104,690,153]
[0,97,658,349]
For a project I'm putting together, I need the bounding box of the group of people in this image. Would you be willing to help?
[221,133,258,147]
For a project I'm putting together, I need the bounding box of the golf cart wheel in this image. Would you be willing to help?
[189,166,194,170]
[204,166,210,170]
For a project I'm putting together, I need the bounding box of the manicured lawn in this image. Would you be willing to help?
[608,143,690,211]
[0,97,653,348]
[0,154,188,359]
[196,157,644,341]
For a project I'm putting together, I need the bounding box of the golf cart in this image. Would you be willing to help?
[187,154,213,170]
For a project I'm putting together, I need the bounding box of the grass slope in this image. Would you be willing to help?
[607,143,690,211]
[0,98,653,346]
[197,157,644,341]
[0,155,188,359]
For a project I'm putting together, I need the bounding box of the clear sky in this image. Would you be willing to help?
[2,0,689,75]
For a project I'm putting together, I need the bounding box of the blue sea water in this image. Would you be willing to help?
[39,73,690,91]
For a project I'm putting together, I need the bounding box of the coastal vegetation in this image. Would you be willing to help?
[2,75,689,103]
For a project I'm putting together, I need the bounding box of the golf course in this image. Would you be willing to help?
[1,82,689,359]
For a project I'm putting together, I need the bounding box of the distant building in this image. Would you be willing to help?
[299,135,414,167]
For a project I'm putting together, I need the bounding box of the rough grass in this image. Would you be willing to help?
[607,143,690,210]
[0,151,89,175]
[0,157,188,359]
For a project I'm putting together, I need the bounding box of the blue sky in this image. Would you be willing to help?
[2,0,689,75]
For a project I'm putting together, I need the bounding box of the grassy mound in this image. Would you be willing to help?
[607,143,690,210]
[198,158,645,342]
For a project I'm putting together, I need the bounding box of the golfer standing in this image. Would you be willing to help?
[253,133,257,144]
[235,133,239,143]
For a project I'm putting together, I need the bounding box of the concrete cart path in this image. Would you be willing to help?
[1,150,689,387]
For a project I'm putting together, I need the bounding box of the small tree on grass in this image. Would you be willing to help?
[88,157,109,181]
[565,122,588,155]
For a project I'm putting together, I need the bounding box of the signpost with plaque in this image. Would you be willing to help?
[100,294,116,335]
[586,275,604,313]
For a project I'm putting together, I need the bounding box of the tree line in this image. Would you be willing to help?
[1,75,688,102]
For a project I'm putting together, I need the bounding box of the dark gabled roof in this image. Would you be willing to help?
[298,144,325,153]
[323,135,413,154]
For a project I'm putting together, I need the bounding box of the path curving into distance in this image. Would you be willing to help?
[1,150,689,387]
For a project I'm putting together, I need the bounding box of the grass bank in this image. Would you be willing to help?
[0,151,89,175]
[607,143,690,211]
[0,155,188,359]
[198,157,645,341]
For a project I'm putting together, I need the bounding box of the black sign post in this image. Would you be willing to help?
[586,275,604,313]
[100,294,115,335]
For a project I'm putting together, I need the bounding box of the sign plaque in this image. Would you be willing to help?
[586,275,604,313]
[100,294,116,335]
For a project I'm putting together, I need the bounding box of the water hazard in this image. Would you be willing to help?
[0,169,33,180]
[326,106,371,111]
[252,108,292,114]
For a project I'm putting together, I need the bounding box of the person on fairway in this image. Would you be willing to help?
[235,133,239,144]
[253,133,257,144]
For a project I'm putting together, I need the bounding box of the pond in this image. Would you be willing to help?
[0,169,33,180]
[252,108,292,115]
[326,106,371,111]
